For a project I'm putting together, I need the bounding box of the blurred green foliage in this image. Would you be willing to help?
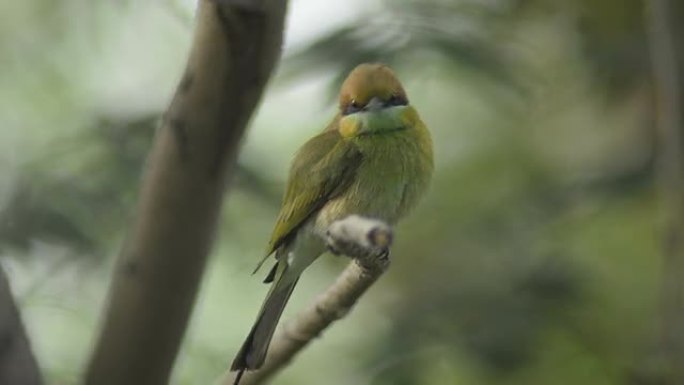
[0,0,680,384]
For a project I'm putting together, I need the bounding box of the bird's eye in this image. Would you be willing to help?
[387,94,408,107]
[343,100,363,115]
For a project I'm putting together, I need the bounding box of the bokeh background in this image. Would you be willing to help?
[1,0,682,384]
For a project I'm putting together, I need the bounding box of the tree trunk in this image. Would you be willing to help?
[0,265,43,385]
[646,0,684,383]
[83,1,288,384]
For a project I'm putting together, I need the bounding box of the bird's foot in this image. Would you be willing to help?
[324,215,393,270]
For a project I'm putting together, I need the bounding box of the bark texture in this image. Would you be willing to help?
[83,1,288,384]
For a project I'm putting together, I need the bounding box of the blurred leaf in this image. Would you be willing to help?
[281,0,523,100]
[0,113,283,257]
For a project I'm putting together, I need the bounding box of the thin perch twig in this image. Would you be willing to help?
[83,1,288,385]
[221,215,393,385]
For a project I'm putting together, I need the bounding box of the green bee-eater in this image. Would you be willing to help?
[231,63,434,376]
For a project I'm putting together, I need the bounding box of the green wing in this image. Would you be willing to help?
[253,128,362,273]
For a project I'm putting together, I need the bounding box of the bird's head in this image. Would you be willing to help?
[337,63,412,137]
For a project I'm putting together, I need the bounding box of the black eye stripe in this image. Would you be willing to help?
[342,95,408,115]
[343,101,363,116]
[386,94,408,107]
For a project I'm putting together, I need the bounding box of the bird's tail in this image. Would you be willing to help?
[231,272,298,382]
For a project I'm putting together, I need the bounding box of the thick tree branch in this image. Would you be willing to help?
[221,216,393,385]
[83,1,287,385]
[0,265,43,385]
[646,0,684,383]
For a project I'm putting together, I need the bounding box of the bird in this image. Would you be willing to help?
[231,63,434,382]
